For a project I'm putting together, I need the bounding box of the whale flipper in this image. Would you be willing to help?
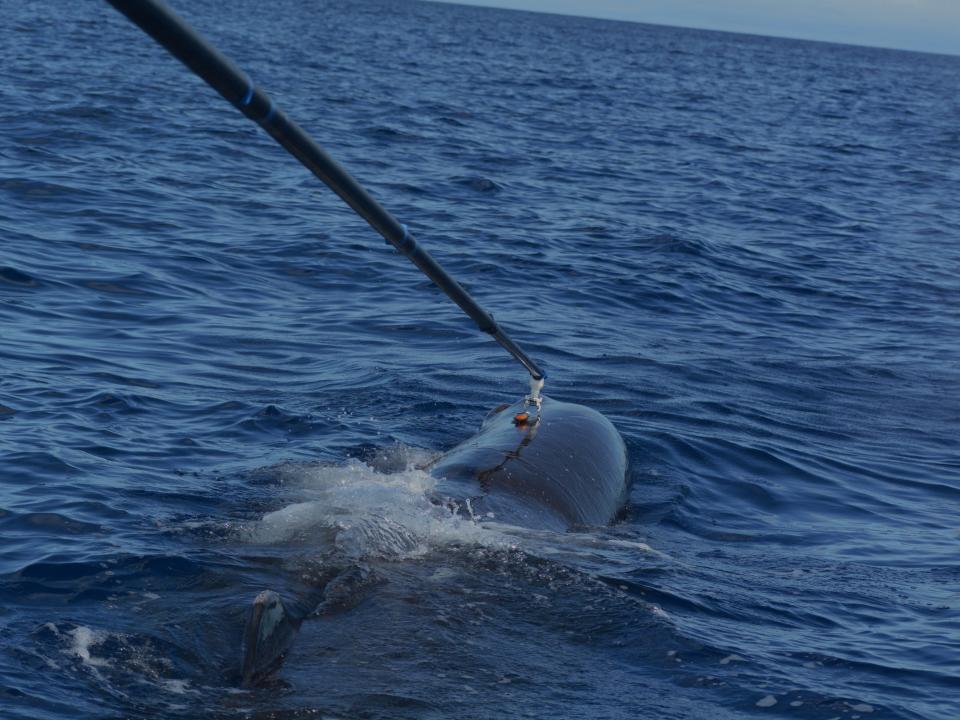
[240,566,383,686]
[241,590,302,687]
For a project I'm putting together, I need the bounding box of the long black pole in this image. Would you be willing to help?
[105,0,545,382]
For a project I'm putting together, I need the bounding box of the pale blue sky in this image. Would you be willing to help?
[434,0,960,55]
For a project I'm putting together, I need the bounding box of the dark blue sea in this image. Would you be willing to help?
[2,1,959,718]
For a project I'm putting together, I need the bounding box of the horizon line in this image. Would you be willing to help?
[422,0,960,59]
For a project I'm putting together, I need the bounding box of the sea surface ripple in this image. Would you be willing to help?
[1,1,959,718]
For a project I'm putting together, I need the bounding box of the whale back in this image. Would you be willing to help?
[427,397,628,531]
[240,397,629,685]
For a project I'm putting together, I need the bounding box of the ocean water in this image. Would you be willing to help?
[2,0,959,718]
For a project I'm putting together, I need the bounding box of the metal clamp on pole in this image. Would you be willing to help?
[525,376,545,409]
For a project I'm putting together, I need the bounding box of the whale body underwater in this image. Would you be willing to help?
[241,395,630,685]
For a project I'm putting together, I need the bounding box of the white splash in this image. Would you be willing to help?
[241,452,514,560]
[161,679,195,695]
[240,446,665,571]
[68,626,111,669]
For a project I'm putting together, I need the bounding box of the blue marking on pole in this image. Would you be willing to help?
[264,99,276,123]
[399,223,416,252]
[241,77,254,106]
